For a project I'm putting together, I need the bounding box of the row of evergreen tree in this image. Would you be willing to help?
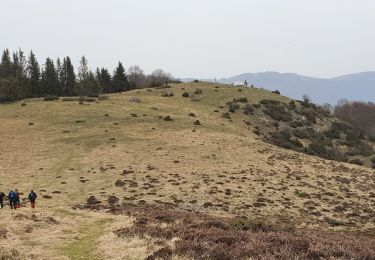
[0,48,172,102]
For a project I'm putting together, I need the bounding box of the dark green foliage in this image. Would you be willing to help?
[252,103,261,108]
[61,56,76,96]
[299,96,317,109]
[289,121,303,128]
[41,57,59,96]
[44,96,60,101]
[1,48,171,101]
[0,49,29,102]
[228,102,240,113]
[292,128,310,139]
[233,97,248,103]
[347,142,374,157]
[96,67,112,93]
[288,100,296,109]
[194,89,203,95]
[300,109,317,124]
[306,142,347,162]
[0,49,12,78]
[0,77,27,102]
[222,112,231,119]
[112,62,129,92]
[243,104,254,115]
[182,92,189,97]
[261,100,292,122]
[269,129,295,149]
[348,159,364,166]
[272,90,280,95]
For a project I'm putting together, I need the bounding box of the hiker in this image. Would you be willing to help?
[8,190,17,209]
[15,189,20,208]
[28,190,37,209]
[0,192,5,209]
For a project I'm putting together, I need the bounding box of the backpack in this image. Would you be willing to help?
[29,192,37,201]
[9,191,16,201]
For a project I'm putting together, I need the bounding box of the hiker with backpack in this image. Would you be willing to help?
[8,190,17,209]
[0,192,5,209]
[28,190,37,209]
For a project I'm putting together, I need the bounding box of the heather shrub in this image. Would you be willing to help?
[348,158,364,166]
[261,100,292,122]
[243,104,254,115]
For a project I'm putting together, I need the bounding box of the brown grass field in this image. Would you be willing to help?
[0,82,374,259]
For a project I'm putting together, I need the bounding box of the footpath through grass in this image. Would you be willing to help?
[60,218,112,260]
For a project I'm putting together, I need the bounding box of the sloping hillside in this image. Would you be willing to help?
[0,82,374,259]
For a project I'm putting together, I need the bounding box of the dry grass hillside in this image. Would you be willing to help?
[0,82,374,259]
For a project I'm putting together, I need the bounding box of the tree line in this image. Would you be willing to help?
[0,48,173,102]
[334,99,375,136]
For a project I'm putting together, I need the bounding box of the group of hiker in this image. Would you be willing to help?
[0,190,37,209]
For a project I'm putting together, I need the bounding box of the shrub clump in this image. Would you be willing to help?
[228,102,240,113]
[222,113,231,119]
[260,100,292,122]
[182,92,189,98]
[243,104,254,115]
[348,158,364,166]
[44,96,60,101]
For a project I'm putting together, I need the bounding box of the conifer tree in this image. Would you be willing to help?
[112,62,129,92]
[0,49,12,78]
[41,58,59,96]
[27,50,41,96]
[96,67,112,93]
[62,56,76,96]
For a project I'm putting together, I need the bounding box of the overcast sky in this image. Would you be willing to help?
[1,0,375,78]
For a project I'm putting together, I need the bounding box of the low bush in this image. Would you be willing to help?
[228,102,240,113]
[348,158,364,166]
[85,97,97,102]
[288,100,296,109]
[98,95,109,101]
[269,129,295,149]
[182,92,189,97]
[243,104,254,115]
[272,90,281,95]
[262,102,293,122]
[44,96,59,101]
[233,97,248,103]
[222,113,231,119]
[61,97,79,102]
[194,89,203,95]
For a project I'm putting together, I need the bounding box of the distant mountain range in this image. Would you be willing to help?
[180,71,375,105]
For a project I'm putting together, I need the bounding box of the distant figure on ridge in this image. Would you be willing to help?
[28,190,37,209]
[8,190,17,209]
[244,80,248,87]
[0,192,5,209]
[15,189,20,208]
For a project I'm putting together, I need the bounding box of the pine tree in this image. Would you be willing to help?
[78,56,89,82]
[112,62,129,92]
[27,50,41,97]
[0,49,12,78]
[62,56,76,96]
[96,67,112,93]
[55,57,64,95]
[41,58,59,96]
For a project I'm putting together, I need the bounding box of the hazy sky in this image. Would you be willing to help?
[1,0,375,78]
